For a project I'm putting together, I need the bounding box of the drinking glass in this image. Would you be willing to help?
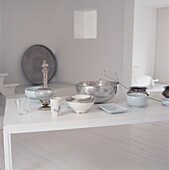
[15,97,31,115]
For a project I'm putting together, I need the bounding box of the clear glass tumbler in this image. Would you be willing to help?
[15,97,31,115]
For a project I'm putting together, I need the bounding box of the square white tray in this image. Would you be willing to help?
[97,103,127,114]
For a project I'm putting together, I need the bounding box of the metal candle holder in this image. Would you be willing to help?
[35,60,54,111]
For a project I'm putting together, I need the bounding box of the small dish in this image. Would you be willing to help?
[97,103,127,114]
[162,98,169,106]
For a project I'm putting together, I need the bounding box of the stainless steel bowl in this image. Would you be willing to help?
[75,80,118,104]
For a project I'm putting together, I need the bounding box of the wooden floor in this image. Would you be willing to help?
[0,120,169,170]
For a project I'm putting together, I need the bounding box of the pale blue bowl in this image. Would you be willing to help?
[162,98,169,106]
[126,93,147,107]
[25,86,42,99]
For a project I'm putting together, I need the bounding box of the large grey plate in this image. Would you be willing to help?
[22,45,57,85]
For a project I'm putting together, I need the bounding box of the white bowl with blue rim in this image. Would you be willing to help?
[25,86,42,99]
[126,93,147,107]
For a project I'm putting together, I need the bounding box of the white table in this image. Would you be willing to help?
[3,89,169,170]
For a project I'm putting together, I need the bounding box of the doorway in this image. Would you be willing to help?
[132,0,169,90]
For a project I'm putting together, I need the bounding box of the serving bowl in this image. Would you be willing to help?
[126,93,147,107]
[75,80,118,104]
[25,86,42,99]
[65,94,95,113]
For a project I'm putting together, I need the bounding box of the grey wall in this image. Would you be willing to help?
[0,0,134,87]
[1,0,58,85]
[55,0,126,84]
[155,7,169,83]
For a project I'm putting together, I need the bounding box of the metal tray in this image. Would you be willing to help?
[22,44,57,85]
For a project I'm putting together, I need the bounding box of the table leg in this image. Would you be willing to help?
[3,129,12,170]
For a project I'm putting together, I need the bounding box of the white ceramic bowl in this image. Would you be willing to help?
[126,93,147,107]
[25,86,42,99]
[65,94,95,113]
[162,98,169,106]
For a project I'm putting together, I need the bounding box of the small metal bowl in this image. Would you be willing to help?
[75,80,118,104]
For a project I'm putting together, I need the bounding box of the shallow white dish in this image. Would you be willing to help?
[97,103,127,114]
[162,98,169,106]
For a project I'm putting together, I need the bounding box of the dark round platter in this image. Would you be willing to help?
[22,45,57,85]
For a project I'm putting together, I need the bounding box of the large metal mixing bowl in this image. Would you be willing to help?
[75,80,118,104]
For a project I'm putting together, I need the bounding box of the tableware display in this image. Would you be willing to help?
[127,86,149,96]
[75,80,118,104]
[126,93,147,107]
[162,85,169,98]
[25,86,42,99]
[97,103,127,114]
[65,94,95,113]
[50,97,63,116]
[162,98,169,106]
[35,60,54,111]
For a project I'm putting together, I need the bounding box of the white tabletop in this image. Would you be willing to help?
[3,90,169,134]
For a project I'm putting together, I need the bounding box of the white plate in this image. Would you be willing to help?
[97,103,127,114]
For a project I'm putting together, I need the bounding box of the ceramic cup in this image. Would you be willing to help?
[126,93,147,107]
[15,97,30,115]
[50,97,63,116]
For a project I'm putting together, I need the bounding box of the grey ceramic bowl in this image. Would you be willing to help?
[75,80,118,104]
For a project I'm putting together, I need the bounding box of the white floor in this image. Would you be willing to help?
[0,120,169,170]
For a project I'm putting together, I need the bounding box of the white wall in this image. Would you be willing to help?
[132,0,157,77]
[0,0,2,73]
[0,0,134,88]
[155,7,169,83]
